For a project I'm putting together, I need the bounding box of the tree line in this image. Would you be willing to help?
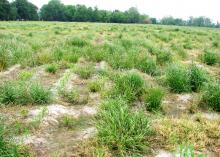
[0,0,219,27]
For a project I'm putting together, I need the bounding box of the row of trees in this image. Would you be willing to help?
[151,16,220,28]
[0,0,38,20]
[0,0,220,27]
[40,0,149,23]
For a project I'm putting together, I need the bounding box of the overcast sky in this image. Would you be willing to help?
[28,0,220,22]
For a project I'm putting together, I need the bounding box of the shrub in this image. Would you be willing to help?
[166,64,191,93]
[144,88,164,111]
[45,64,58,74]
[137,56,157,75]
[188,64,208,92]
[202,83,220,111]
[114,72,144,102]
[97,99,152,156]
[75,64,95,79]
[202,50,218,65]
[29,83,51,104]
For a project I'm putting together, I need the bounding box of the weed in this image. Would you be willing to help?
[68,37,88,47]
[156,50,172,64]
[58,115,76,129]
[18,71,33,81]
[45,63,58,74]
[97,99,152,156]
[202,83,220,111]
[137,55,157,75]
[202,50,218,65]
[0,123,21,157]
[0,81,51,105]
[144,88,164,112]
[88,81,102,93]
[29,83,51,105]
[166,64,191,93]
[113,72,144,102]
[75,63,95,79]
[188,64,208,92]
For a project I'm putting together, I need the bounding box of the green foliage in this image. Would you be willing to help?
[202,83,220,111]
[45,64,58,74]
[0,81,51,105]
[113,72,144,102]
[144,88,164,111]
[61,90,80,104]
[166,64,191,93]
[18,71,33,81]
[29,83,51,104]
[188,64,208,92]
[97,99,152,156]
[75,63,95,79]
[59,116,76,129]
[0,123,21,157]
[88,81,102,93]
[178,144,206,157]
[202,50,218,65]
[137,56,157,75]
[156,50,172,64]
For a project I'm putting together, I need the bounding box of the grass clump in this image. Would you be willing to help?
[18,71,33,81]
[0,124,21,157]
[166,64,191,93]
[88,81,102,93]
[45,64,58,74]
[201,83,220,111]
[59,116,76,129]
[144,88,164,112]
[188,64,208,92]
[97,99,152,156]
[0,81,51,105]
[202,50,218,65]
[137,56,157,75]
[61,89,88,105]
[75,63,95,79]
[113,72,144,102]
[29,83,51,105]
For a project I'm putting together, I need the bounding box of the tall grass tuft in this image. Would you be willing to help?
[188,64,208,92]
[166,64,191,93]
[202,50,218,65]
[144,88,164,111]
[0,81,51,105]
[202,83,220,111]
[97,99,152,156]
[113,72,144,102]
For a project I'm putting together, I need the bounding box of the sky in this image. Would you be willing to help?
[28,0,220,22]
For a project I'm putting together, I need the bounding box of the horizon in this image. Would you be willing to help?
[21,0,220,22]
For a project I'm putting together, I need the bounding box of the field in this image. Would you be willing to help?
[0,22,220,157]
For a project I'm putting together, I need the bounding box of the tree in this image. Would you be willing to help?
[64,5,75,21]
[127,7,140,23]
[40,0,65,21]
[0,0,10,20]
[12,0,38,20]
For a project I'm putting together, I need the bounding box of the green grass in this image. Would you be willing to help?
[166,64,191,93]
[144,88,164,112]
[75,63,95,79]
[188,64,208,92]
[97,99,152,156]
[202,83,220,111]
[88,81,102,93]
[45,63,58,74]
[0,81,51,105]
[113,72,145,102]
[202,50,218,65]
